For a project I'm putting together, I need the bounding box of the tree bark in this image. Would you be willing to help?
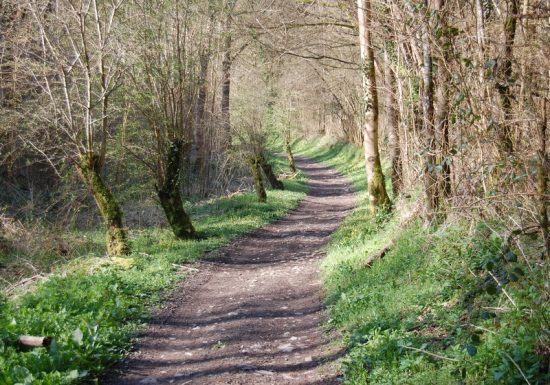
[538,98,549,258]
[157,140,195,240]
[194,53,208,172]
[18,336,52,348]
[247,155,267,202]
[384,49,402,197]
[421,0,440,221]
[496,0,518,155]
[285,132,297,173]
[78,153,130,256]
[435,0,452,199]
[357,0,391,213]
[258,153,284,190]
[220,2,235,149]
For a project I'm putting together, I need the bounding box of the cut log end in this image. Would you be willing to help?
[18,335,53,348]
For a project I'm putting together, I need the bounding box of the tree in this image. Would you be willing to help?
[420,0,440,221]
[128,0,198,239]
[356,0,391,213]
[220,0,238,148]
[24,0,130,255]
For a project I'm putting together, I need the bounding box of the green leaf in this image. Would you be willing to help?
[72,327,83,345]
[486,284,497,295]
[504,250,517,262]
[67,370,79,380]
[466,345,477,357]
[512,267,525,276]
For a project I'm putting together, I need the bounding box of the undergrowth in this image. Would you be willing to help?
[0,156,306,385]
[295,138,549,385]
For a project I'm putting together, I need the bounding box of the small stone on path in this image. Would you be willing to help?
[139,377,158,384]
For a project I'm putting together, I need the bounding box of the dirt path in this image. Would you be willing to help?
[105,157,356,385]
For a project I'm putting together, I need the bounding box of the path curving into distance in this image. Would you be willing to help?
[105,157,356,385]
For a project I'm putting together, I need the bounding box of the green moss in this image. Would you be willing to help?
[368,160,391,214]
[79,153,130,256]
[246,155,267,202]
[157,140,195,239]
[259,153,284,190]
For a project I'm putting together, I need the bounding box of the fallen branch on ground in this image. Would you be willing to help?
[360,203,421,269]
[18,335,53,348]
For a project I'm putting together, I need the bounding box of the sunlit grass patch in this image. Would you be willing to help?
[0,161,306,385]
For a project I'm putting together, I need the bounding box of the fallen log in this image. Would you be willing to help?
[18,335,52,348]
[360,203,421,269]
[361,240,395,268]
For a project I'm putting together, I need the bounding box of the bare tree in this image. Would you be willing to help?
[23,0,130,255]
[127,0,198,239]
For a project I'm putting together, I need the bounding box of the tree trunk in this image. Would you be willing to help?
[78,153,130,256]
[247,155,267,202]
[285,132,297,173]
[538,99,549,258]
[259,153,284,190]
[357,0,391,213]
[221,9,233,148]
[384,49,402,197]
[157,140,195,240]
[435,0,452,199]
[194,52,209,176]
[421,0,440,221]
[496,0,518,155]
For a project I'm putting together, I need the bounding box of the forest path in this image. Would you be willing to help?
[105,157,356,385]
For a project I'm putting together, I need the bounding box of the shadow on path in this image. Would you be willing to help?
[104,157,356,385]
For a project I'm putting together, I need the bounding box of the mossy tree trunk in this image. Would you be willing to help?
[384,49,402,197]
[220,1,237,149]
[538,99,549,258]
[246,155,267,202]
[194,52,209,178]
[157,140,195,240]
[357,0,391,214]
[285,133,297,173]
[496,0,518,156]
[78,153,130,256]
[435,0,452,200]
[258,153,284,190]
[421,0,441,222]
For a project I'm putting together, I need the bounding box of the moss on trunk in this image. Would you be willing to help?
[538,102,549,259]
[258,153,284,190]
[78,153,130,256]
[246,155,267,202]
[368,159,391,214]
[285,135,297,173]
[157,140,195,240]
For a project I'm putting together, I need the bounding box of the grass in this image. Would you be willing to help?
[294,138,549,385]
[0,155,306,385]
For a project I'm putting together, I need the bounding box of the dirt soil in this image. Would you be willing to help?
[105,157,356,385]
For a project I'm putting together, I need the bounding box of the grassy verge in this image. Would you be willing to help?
[295,138,549,385]
[0,156,306,385]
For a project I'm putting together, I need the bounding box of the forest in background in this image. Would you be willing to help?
[0,0,548,384]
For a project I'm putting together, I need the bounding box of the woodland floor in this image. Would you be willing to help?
[104,157,356,385]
